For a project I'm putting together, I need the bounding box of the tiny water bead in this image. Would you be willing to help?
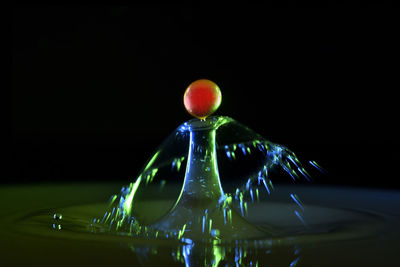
[93,79,318,243]
[183,79,222,119]
[53,213,63,220]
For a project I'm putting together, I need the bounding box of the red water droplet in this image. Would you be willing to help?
[183,79,222,119]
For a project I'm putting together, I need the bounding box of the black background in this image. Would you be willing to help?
[12,4,399,189]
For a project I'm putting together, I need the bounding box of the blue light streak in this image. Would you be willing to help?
[290,194,304,211]
[294,210,306,226]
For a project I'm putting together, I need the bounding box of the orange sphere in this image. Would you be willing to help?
[183,79,222,119]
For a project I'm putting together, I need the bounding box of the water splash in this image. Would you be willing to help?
[91,116,319,242]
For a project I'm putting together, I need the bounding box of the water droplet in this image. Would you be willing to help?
[53,213,62,220]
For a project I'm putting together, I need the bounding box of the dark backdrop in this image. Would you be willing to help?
[12,4,399,189]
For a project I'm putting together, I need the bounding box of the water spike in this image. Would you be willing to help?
[268,179,274,190]
[246,178,252,190]
[309,160,326,173]
[240,200,244,216]
[235,188,240,196]
[289,257,300,267]
[171,160,176,170]
[263,141,269,150]
[298,168,311,182]
[109,195,118,205]
[291,169,300,179]
[294,210,306,226]
[252,140,257,148]
[290,193,304,211]
[262,178,270,194]
[245,146,251,154]
[101,212,108,223]
[223,208,227,224]
[176,157,185,172]
[282,165,297,181]
[109,208,115,217]
[302,168,312,179]
[287,155,300,168]
[239,143,247,155]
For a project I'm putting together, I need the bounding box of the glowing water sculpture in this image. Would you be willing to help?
[97,79,314,242]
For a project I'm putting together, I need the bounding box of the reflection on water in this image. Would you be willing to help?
[128,240,304,267]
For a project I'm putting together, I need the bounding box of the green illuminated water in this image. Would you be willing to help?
[96,116,319,244]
